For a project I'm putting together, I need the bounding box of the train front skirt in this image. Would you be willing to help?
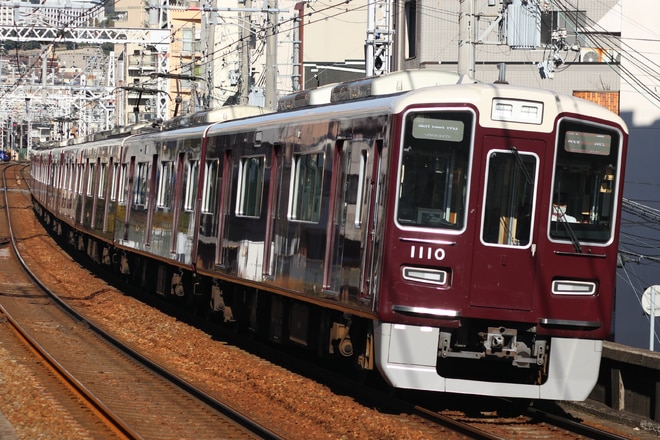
[374,322,601,400]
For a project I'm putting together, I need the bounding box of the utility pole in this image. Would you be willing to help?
[365,0,392,76]
[25,98,31,159]
[458,0,475,79]
[264,0,278,110]
[240,0,252,105]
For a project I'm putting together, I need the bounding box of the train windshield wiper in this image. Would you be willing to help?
[510,146,533,185]
[552,205,583,253]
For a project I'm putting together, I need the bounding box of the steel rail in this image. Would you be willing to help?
[8,162,284,440]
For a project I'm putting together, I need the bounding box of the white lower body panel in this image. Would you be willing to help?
[374,322,602,401]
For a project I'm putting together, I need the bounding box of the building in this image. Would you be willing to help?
[0,0,104,27]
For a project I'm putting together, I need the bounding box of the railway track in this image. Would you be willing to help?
[0,163,280,439]
[261,345,641,440]
[0,161,649,439]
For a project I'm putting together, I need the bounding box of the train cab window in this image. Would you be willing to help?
[288,152,324,223]
[482,150,538,246]
[157,161,175,208]
[237,155,265,218]
[549,120,621,244]
[396,111,472,230]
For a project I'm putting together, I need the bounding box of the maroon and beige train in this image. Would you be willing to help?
[31,69,628,400]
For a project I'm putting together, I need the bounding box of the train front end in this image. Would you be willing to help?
[374,84,627,400]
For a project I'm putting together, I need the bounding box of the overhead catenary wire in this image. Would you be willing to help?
[551,0,660,107]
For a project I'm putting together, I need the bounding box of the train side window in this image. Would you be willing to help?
[118,164,127,204]
[52,163,58,189]
[201,159,219,214]
[59,164,66,190]
[98,163,107,199]
[110,163,119,201]
[481,150,538,246]
[288,152,324,223]
[237,155,265,218]
[184,159,199,212]
[86,163,95,197]
[67,163,74,193]
[133,162,150,207]
[76,163,84,195]
[157,161,175,208]
[354,150,368,228]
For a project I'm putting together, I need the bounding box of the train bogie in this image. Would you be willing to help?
[30,69,628,400]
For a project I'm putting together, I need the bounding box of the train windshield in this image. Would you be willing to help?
[550,119,621,244]
[482,150,538,246]
[396,111,472,230]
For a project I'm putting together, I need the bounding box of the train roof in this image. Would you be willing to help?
[204,74,628,137]
[389,82,628,134]
[32,70,628,156]
[162,106,274,130]
[277,69,472,111]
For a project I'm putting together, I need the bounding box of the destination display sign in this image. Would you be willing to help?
[564,130,611,155]
[412,117,464,142]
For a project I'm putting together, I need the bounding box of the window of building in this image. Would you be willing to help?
[404,0,417,59]
[541,10,586,46]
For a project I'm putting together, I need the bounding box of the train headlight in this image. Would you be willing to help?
[402,266,449,287]
[551,280,596,296]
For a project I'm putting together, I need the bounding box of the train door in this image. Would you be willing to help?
[320,139,374,304]
[263,144,282,278]
[90,157,101,229]
[102,157,113,232]
[170,152,186,258]
[122,156,136,241]
[144,154,158,246]
[322,140,346,292]
[361,140,383,302]
[216,151,233,267]
[79,158,91,226]
[470,136,543,310]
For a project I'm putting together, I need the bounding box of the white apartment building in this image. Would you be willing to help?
[0,0,104,27]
